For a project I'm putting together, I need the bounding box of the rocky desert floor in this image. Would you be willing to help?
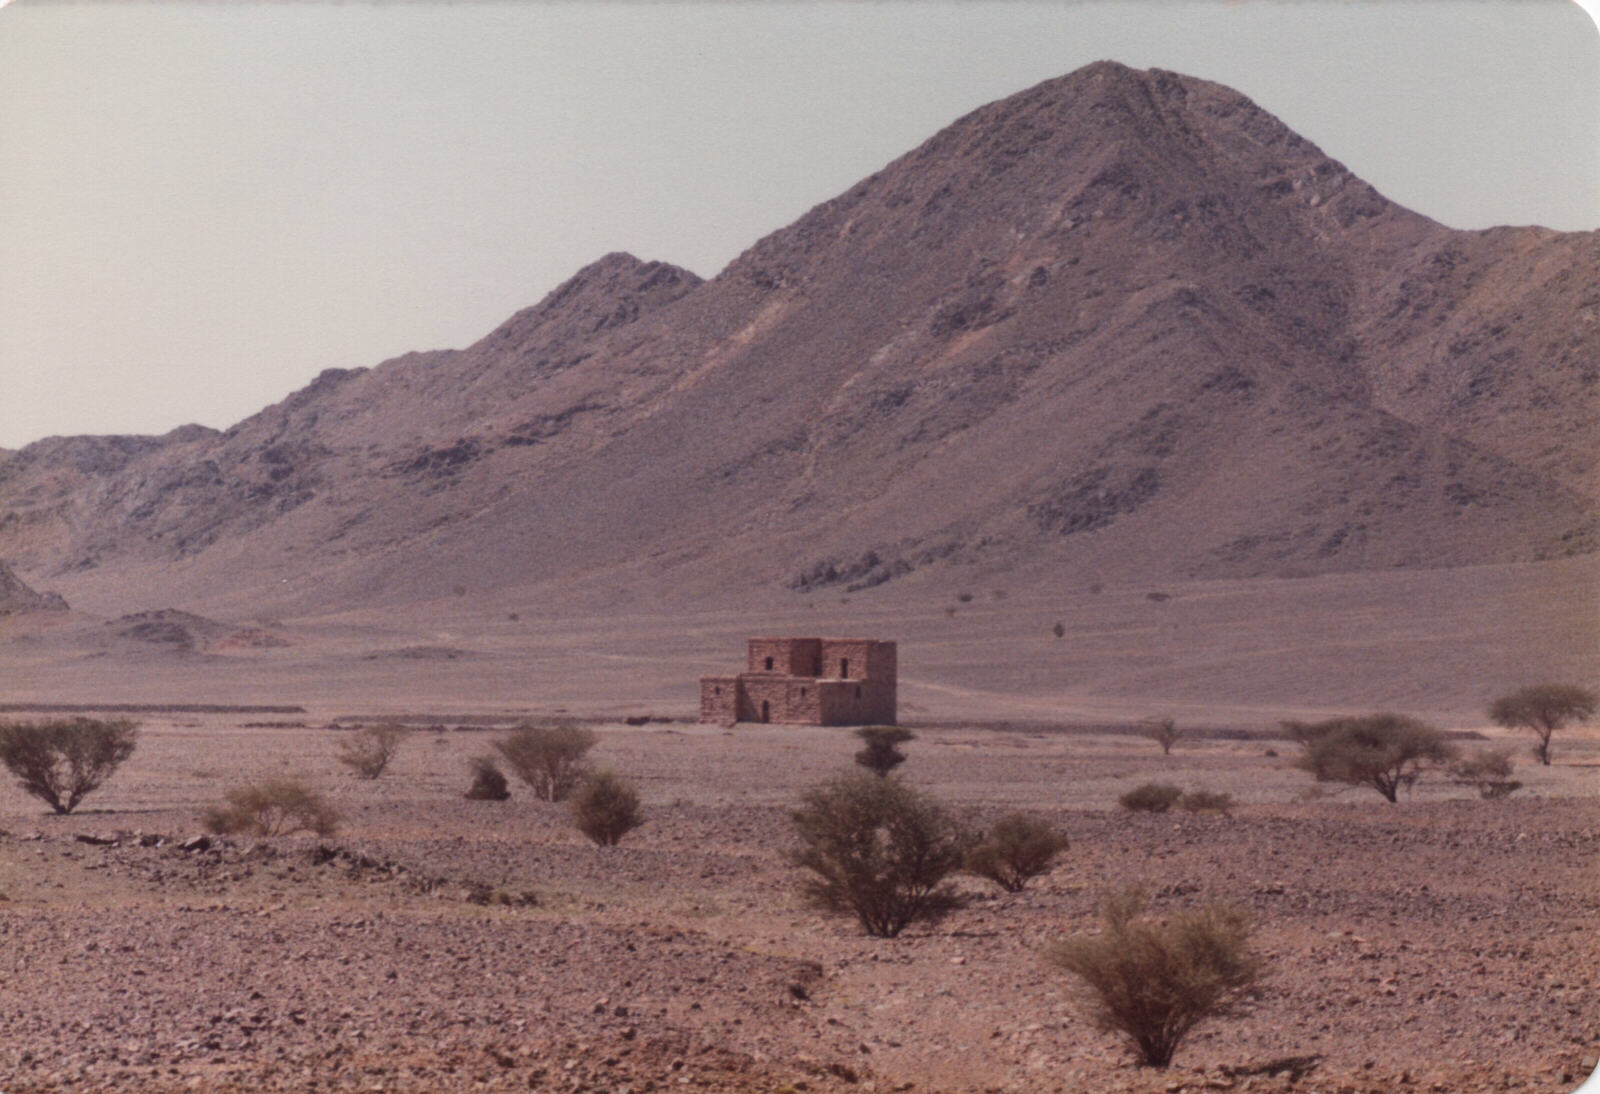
[0,712,1596,1094]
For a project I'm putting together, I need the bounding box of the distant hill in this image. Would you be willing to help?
[1,62,1594,616]
[0,560,67,615]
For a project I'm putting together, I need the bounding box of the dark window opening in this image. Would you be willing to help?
[764,656,774,670]
[855,685,862,699]
[800,687,807,697]
[714,686,721,695]
[840,658,850,679]
[760,700,770,722]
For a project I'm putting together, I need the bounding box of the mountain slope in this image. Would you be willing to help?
[0,62,1593,615]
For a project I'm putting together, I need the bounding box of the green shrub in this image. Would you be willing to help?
[853,726,915,777]
[570,771,645,847]
[1119,782,1183,813]
[464,756,510,800]
[493,721,597,801]
[788,772,968,938]
[1178,790,1235,815]
[965,813,1068,892]
[1046,887,1266,1068]
[1487,684,1597,766]
[0,717,138,814]
[1448,749,1522,799]
[335,723,409,779]
[202,779,340,837]
[1291,713,1456,802]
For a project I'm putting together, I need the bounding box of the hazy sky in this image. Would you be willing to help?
[1,1,1596,450]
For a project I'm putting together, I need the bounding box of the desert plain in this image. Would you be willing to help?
[3,562,1598,1094]
[2,57,1598,1094]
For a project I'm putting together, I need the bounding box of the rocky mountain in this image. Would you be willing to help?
[0,560,68,615]
[1,62,1594,615]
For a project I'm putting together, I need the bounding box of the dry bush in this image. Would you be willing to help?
[464,756,510,801]
[1046,887,1266,1068]
[788,772,968,938]
[1449,749,1522,799]
[202,779,340,837]
[493,722,597,802]
[1119,782,1183,813]
[0,717,138,814]
[1487,684,1597,766]
[570,771,645,847]
[1291,713,1456,802]
[1179,790,1235,815]
[335,723,409,779]
[853,726,915,777]
[965,813,1068,892]
[1145,717,1182,755]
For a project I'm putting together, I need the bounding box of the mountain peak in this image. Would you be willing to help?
[473,253,703,356]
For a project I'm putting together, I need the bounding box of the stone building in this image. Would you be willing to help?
[699,637,897,726]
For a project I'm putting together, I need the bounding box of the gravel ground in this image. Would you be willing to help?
[0,719,1596,1093]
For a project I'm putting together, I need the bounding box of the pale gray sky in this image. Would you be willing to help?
[1,1,1596,450]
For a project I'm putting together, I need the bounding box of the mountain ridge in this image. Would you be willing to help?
[1,61,1593,617]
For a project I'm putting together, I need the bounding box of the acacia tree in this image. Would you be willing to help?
[1292,713,1456,803]
[335,723,410,779]
[1487,684,1597,766]
[853,726,915,777]
[1144,717,1182,755]
[0,718,139,814]
[494,722,597,801]
[788,772,968,937]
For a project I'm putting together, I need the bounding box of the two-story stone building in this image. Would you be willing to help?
[699,637,897,726]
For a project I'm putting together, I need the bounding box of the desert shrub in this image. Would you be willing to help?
[1448,749,1522,799]
[788,772,969,938]
[1487,683,1597,766]
[1046,887,1266,1068]
[956,591,974,603]
[202,779,339,837]
[853,726,915,777]
[493,721,597,801]
[1178,790,1235,815]
[1119,782,1183,813]
[1145,717,1182,755]
[335,722,409,779]
[965,813,1068,892]
[1052,621,1066,638]
[1292,713,1456,802]
[570,771,645,847]
[464,756,510,801]
[0,717,139,814]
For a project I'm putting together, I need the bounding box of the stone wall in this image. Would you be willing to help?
[699,675,740,724]
[746,637,823,677]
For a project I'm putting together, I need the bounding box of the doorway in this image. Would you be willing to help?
[760,700,770,723]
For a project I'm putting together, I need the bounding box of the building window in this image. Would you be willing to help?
[840,658,850,679]
[714,686,721,695]
[800,687,807,697]
[855,686,862,699]
[764,656,774,670]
